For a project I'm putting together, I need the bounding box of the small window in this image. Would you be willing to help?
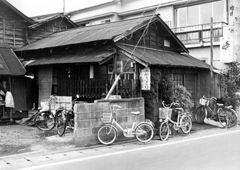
[101,19,111,24]
[164,40,170,47]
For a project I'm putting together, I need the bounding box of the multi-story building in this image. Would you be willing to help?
[67,0,240,70]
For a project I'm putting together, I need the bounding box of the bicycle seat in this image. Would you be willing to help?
[217,103,224,107]
[175,108,183,112]
[131,111,140,115]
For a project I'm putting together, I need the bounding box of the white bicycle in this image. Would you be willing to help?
[97,105,154,145]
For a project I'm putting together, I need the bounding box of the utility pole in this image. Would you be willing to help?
[210,17,213,97]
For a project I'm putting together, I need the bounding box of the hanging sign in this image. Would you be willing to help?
[220,36,233,63]
[140,67,151,90]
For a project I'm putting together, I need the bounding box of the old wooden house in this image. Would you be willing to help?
[0,0,76,120]
[14,14,218,122]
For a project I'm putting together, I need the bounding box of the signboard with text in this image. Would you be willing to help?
[140,67,151,91]
[220,36,233,63]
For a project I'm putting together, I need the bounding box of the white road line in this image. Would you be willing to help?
[18,129,240,170]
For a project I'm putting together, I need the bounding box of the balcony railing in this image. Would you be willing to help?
[171,22,226,45]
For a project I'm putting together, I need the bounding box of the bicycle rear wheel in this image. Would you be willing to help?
[159,121,169,141]
[135,122,154,143]
[56,110,68,137]
[34,111,55,131]
[97,125,117,145]
[180,115,192,134]
[219,109,237,128]
[194,106,205,123]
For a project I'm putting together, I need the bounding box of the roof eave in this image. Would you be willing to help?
[1,0,35,24]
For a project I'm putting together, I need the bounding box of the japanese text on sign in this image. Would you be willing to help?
[140,67,151,90]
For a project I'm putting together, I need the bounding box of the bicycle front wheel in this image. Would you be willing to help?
[194,106,205,123]
[34,111,55,131]
[159,121,169,141]
[135,123,154,143]
[56,110,68,137]
[97,125,117,145]
[180,115,192,134]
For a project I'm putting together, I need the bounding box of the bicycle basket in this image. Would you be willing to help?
[159,107,172,119]
[199,98,208,106]
[101,112,112,124]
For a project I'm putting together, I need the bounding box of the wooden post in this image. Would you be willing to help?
[210,17,214,97]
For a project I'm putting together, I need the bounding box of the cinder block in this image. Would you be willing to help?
[74,103,90,113]
[116,116,128,123]
[91,118,103,127]
[78,120,91,128]
[95,103,103,111]
[116,108,127,117]
[78,112,91,120]
[138,114,145,121]
[74,128,92,137]
[102,103,111,112]
[91,111,103,119]
[92,127,100,135]
[128,101,140,108]
[89,104,97,113]
[139,107,145,115]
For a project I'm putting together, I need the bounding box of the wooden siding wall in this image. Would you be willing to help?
[27,18,75,43]
[0,3,27,48]
[119,23,178,52]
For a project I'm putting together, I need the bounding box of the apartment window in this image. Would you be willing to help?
[176,0,224,27]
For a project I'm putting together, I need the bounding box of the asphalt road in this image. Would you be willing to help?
[17,128,240,170]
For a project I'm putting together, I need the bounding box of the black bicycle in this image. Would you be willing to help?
[56,95,83,136]
[194,96,237,128]
[34,96,57,131]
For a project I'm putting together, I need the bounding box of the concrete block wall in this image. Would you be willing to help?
[73,97,145,146]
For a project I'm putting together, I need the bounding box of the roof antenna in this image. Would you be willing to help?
[63,0,65,15]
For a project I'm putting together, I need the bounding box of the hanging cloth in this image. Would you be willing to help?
[5,91,15,108]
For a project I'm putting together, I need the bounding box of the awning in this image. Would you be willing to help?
[117,44,210,69]
[25,51,115,67]
[0,43,26,75]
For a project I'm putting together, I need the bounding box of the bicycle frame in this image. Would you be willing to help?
[204,98,222,119]
[164,110,184,130]
[111,119,137,134]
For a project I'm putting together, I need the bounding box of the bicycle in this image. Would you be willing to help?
[34,96,58,131]
[97,105,154,145]
[194,96,237,128]
[158,101,192,141]
[56,95,83,136]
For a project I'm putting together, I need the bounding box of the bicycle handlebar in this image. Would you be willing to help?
[162,101,180,108]
[202,96,217,101]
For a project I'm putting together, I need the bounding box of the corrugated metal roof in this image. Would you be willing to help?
[0,43,26,75]
[15,16,156,51]
[26,51,114,66]
[117,44,210,69]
